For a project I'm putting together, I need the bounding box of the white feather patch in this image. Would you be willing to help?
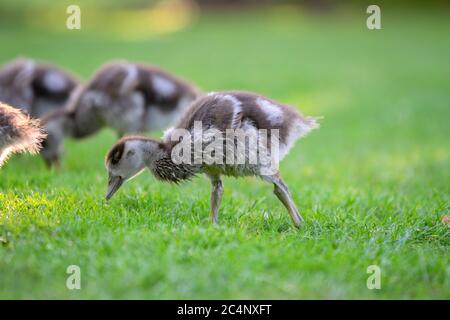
[43,72,67,92]
[120,64,138,95]
[152,75,176,97]
[217,94,242,127]
[256,97,283,125]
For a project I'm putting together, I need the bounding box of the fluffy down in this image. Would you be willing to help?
[0,102,46,166]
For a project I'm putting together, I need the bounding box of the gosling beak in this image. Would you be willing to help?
[105,175,124,200]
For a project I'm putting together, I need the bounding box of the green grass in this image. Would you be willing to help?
[0,7,449,299]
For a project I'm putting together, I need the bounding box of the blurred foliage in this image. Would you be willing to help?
[1,0,448,37]
[0,0,160,9]
[0,0,198,39]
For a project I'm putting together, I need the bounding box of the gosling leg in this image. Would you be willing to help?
[209,175,223,224]
[264,173,303,227]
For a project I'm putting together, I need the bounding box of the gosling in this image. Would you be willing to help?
[105,91,319,227]
[0,102,46,167]
[0,57,78,118]
[41,61,200,167]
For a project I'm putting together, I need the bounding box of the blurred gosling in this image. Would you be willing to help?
[0,57,79,118]
[41,61,200,168]
[0,102,46,167]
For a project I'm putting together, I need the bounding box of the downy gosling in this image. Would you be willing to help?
[0,102,46,167]
[105,91,319,227]
[41,61,200,167]
[0,57,79,118]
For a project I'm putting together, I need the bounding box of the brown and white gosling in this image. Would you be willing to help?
[41,61,200,167]
[0,58,79,118]
[104,91,319,227]
[0,102,46,167]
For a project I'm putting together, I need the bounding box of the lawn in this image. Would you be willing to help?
[0,7,449,299]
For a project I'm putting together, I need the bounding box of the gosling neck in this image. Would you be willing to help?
[146,140,200,184]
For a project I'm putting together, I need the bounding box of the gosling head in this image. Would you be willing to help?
[105,136,165,200]
[39,82,97,168]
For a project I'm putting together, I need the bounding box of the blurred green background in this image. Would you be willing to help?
[0,0,449,299]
